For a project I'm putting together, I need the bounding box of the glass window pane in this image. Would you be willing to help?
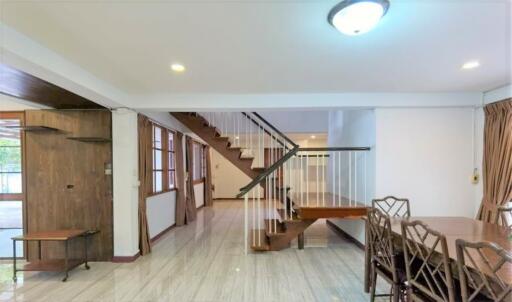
[153,171,162,192]
[168,170,175,189]
[0,201,23,257]
[168,133,174,151]
[0,172,22,194]
[153,126,162,149]
[0,146,22,172]
[168,152,175,170]
[154,150,162,170]
[0,119,21,146]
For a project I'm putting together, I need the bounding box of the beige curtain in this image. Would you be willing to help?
[174,132,187,226]
[204,146,213,207]
[137,114,152,255]
[185,136,198,223]
[477,99,512,223]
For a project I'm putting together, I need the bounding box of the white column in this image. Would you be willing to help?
[112,108,140,258]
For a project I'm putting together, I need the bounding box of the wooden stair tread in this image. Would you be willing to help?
[276,208,300,222]
[250,229,270,251]
[264,219,286,236]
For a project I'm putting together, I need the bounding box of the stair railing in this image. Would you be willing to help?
[198,112,298,169]
[238,146,371,254]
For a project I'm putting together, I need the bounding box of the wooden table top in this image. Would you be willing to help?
[12,229,88,241]
[389,217,512,285]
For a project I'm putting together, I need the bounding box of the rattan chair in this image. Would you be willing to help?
[372,196,411,218]
[494,206,512,230]
[367,208,407,302]
[401,220,456,302]
[456,239,512,302]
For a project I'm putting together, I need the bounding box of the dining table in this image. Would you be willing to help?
[363,216,512,293]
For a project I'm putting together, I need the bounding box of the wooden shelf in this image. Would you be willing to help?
[66,137,111,143]
[18,259,84,272]
[4,125,60,132]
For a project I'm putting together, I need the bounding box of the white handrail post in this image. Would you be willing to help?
[244,193,248,255]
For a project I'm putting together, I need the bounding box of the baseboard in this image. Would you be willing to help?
[112,252,140,263]
[326,220,365,251]
[150,224,176,244]
[213,198,243,201]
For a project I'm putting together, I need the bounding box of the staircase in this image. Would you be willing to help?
[171,112,371,253]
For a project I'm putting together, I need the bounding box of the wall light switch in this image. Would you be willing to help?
[471,168,480,184]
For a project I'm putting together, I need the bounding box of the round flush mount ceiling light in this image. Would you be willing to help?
[170,63,186,73]
[328,0,390,36]
[462,60,480,70]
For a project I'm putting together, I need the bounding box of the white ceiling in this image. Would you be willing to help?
[1,0,511,97]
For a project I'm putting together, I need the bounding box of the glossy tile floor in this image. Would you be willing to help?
[0,201,386,302]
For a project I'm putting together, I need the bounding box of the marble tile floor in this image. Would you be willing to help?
[0,201,389,302]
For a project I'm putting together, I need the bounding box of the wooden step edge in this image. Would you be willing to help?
[264,219,286,235]
[275,209,300,223]
[250,229,270,251]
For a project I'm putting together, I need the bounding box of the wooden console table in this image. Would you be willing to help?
[12,229,98,282]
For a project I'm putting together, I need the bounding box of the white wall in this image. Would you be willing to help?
[146,191,176,239]
[211,148,252,199]
[258,111,329,133]
[0,94,45,110]
[112,108,140,257]
[375,108,476,219]
[327,110,376,243]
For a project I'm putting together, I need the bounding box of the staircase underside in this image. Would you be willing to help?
[250,192,369,252]
[171,112,261,179]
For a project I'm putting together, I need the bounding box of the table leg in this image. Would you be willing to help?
[84,235,90,270]
[364,220,370,293]
[38,240,42,260]
[298,232,305,250]
[12,240,17,282]
[63,240,69,282]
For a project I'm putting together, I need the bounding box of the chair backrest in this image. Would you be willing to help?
[494,206,512,230]
[401,220,456,302]
[372,196,411,218]
[367,208,399,282]
[456,239,512,302]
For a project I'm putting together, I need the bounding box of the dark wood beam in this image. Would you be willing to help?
[0,63,105,109]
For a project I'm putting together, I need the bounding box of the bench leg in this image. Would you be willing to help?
[298,232,305,250]
[12,240,17,282]
[84,235,90,270]
[62,240,69,282]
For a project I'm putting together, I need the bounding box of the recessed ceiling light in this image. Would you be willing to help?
[310,135,316,139]
[328,0,390,36]
[170,63,186,73]
[462,60,480,70]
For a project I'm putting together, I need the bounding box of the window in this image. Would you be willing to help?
[151,123,176,194]
[0,112,24,258]
[0,119,22,194]
[152,125,164,193]
[192,141,205,182]
[167,132,175,190]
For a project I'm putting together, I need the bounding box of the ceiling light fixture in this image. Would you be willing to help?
[310,135,316,139]
[462,60,480,70]
[328,0,390,36]
[170,63,186,73]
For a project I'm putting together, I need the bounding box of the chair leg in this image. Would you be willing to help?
[392,283,400,302]
[370,262,377,302]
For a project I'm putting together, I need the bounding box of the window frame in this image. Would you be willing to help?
[0,111,26,260]
[192,140,206,185]
[149,122,177,197]
[0,112,25,201]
